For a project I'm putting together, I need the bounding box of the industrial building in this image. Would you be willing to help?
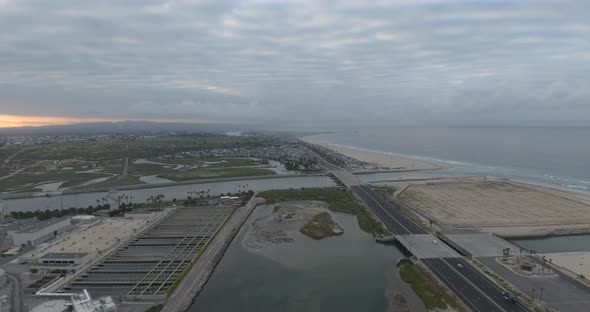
[30,291,117,312]
[34,253,92,272]
[72,290,117,312]
[62,206,233,300]
[7,217,71,247]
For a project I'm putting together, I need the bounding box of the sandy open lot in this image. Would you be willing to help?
[31,217,151,259]
[543,252,590,280]
[301,135,442,171]
[399,181,590,236]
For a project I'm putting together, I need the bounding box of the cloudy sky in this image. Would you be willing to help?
[1,0,589,128]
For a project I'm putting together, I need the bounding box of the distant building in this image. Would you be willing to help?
[7,218,71,247]
[220,196,242,205]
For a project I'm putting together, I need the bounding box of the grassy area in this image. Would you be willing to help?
[259,188,388,236]
[129,163,169,175]
[300,212,342,239]
[399,263,451,310]
[147,158,203,166]
[160,167,275,181]
[201,157,263,168]
[94,175,145,188]
[96,159,124,174]
[0,171,112,192]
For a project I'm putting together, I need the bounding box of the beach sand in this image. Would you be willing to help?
[301,135,442,171]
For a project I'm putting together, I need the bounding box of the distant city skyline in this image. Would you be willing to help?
[1,0,589,128]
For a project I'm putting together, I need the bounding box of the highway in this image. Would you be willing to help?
[352,184,530,312]
[304,145,532,312]
[351,184,425,235]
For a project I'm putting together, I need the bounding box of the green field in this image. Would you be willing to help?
[129,163,170,175]
[94,175,145,188]
[148,157,263,168]
[258,188,388,236]
[0,171,112,192]
[147,158,204,166]
[201,157,263,168]
[160,167,275,181]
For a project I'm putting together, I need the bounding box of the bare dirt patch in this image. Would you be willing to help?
[244,201,332,249]
[400,181,590,236]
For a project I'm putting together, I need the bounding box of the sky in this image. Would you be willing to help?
[1,0,589,128]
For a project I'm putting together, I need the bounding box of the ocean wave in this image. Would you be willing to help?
[437,159,474,166]
[566,185,590,191]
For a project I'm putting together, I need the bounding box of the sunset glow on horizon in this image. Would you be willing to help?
[0,115,234,128]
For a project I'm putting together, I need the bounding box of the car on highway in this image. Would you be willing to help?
[457,263,464,268]
[502,291,517,304]
[432,239,438,245]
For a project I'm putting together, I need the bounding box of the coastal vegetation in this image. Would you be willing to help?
[258,187,388,236]
[159,167,275,181]
[399,262,462,311]
[300,212,343,239]
[10,205,111,220]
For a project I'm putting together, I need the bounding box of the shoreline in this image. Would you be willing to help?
[300,135,444,172]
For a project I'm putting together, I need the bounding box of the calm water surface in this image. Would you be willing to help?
[313,127,590,193]
[190,205,403,312]
[0,176,336,212]
[512,235,590,253]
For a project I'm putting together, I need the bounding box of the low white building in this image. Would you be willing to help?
[72,290,117,312]
[8,218,71,247]
[35,253,92,272]
[71,215,97,223]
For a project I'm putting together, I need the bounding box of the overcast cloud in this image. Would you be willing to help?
[1,0,589,127]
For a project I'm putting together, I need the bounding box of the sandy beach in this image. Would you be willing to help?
[301,135,442,171]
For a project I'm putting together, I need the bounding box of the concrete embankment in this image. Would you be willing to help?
[162,196,265,312]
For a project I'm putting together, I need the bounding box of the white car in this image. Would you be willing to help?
[457,263,464,268]
[432,240,438,245]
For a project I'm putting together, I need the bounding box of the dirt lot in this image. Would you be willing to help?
[399,181,590,236]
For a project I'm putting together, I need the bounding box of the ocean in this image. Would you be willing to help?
[309,127,590,193]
